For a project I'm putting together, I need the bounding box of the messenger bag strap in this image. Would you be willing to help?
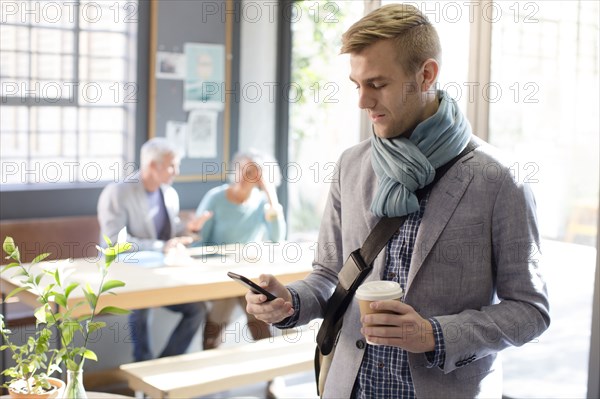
[316,216,406,355]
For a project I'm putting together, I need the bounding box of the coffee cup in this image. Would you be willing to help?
[355,280,403,344]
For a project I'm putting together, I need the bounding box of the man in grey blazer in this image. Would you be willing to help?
[246,4,550,398]
[97,137,211,361]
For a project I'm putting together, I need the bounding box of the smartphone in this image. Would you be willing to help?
[227,271,277,301]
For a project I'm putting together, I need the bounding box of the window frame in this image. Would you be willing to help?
[0,0,141,191]
[0,1,150,219]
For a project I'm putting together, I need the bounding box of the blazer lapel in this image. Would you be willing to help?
[406,157,475,294]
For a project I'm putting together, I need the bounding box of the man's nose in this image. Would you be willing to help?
[358,89,376,109]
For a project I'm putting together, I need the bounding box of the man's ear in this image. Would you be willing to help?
[419,58,439,92]
[148,159,159,172]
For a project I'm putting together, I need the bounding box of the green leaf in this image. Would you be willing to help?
[54,293,67,308]
[64,282,80,299]
[114,242,132,254]
[34,305,47,324]
[63,301,86,319]
[0,262,21,273]
[14,268,28,277]
[5,286,29,300]
[100,280,126,294]
[104,253,116,266]
[102,234,113,247]
[97,306,131,316]
[87,321,106,335]
[9,247,20,262]
[66,359,79,371]
[61,321,80,345]
[2,237,15,255]
[83,349,98,361]
[77,314,92,322]
[31,252,51,264]
[83,288,97,309]
[53,267,61,286]
[34,273,44,286]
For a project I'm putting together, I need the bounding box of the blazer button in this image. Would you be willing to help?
[455,360,464,367]
[356,340,366,349]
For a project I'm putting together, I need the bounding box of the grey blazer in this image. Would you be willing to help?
[97,172,183,251]
[288,137,550,398]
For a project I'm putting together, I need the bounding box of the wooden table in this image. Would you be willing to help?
[1,242,316,317]
[1,392,132,399]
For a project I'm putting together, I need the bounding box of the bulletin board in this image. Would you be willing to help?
[148,0,233,182]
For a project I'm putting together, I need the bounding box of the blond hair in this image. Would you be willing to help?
[341,4,441,74]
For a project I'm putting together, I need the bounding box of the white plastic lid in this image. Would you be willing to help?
[355,281,403,301]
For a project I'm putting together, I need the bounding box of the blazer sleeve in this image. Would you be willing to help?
[436,169,551,374]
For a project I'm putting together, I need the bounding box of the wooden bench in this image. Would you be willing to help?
[0,215,101,325]
[0,215,101,264]
[119,334,316,398]
[0,215,101,389]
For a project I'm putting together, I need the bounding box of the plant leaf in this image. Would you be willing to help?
[97,306,131,315]
[32,252,51,264]
[87,321,106,335]
[5,286,29,300]
[54,293,67,308]
[61,321,80,345]
[100,280,126,294]
[102,234,113,247]
[83,349,98,361]
[53,267,61,286]
[34,305,47,324]
[0,262,21,273]
[83,289,97,309]
[2,237,15,255]
[66,359,79,371]
[9,246,20,262]
[104,253,117,266]
[114,242,132,254]
[64,282,80,299]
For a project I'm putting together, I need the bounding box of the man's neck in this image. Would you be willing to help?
[422,90,440,122]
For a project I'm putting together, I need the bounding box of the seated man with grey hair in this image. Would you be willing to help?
[97,137,211,361]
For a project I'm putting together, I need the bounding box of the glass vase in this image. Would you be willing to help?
[64,369,87,399]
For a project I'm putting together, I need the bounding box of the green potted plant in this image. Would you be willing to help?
[1,230,131,398]
[0,315,62,398]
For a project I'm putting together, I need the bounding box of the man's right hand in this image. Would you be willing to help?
[245,274,295,324]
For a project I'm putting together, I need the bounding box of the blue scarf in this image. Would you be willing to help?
[370,90,472,217]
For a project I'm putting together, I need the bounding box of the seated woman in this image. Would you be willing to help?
[194,149,286,349]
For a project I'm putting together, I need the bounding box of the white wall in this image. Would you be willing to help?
[237,0,279,157]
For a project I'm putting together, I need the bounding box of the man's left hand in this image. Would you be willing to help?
[361,300,436,353]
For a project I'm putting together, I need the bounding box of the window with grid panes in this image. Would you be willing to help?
[0,0,138,186]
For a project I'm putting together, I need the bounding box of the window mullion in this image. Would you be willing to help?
[466,0,493,140]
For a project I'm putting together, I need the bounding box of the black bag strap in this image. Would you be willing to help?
[316,216,406,355]
[315,138,479,356]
